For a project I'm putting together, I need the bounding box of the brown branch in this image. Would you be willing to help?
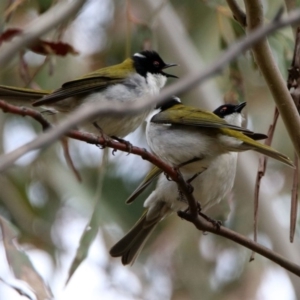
[251,107,279,261]
[284,0,298,36]
[1,101,300,276]
[0,101,199,215]
[0,100,50,130]
[178,210,300,277]
[226,0,247,27]
[61,137,82,182]
[287,27,300,243]
[244,2,300,159]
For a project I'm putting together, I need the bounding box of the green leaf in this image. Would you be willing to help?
[65,149,108,285]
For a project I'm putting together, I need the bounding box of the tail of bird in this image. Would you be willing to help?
[241,136,294,167]
[0,85,50,105]
[109,211,159,265]
[223,129,294,167]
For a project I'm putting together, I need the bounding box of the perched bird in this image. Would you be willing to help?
[146,97,293,170]
[109,99,293,265]
[0,50,177,138]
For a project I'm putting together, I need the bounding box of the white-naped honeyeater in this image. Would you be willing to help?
[0,50,177,139]
[109,99,293,265]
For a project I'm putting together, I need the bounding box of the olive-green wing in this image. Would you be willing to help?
[33,58,134,106]
[0,85,50,101]
[126,166,162,204]
[151,104,253,134]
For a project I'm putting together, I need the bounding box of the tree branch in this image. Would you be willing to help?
[1,9,300,172]
[1,101,300,276]
[178,211,300,277]
[243,2,300,162]
[226,0,247,27]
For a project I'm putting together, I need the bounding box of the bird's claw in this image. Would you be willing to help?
[112,136,133,154]
[199,212,222,230]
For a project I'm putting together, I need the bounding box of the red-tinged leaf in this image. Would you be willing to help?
[0,28,22,45]
[30,40,79,56]
[0,216,53,300]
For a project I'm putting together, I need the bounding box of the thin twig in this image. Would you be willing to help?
[287,27,300,243]
[284,0,297,36]
[179,211,300,277]
[290,151,299,242]
[61,137,82,182]
[226,0,247,27]
[251,107,279,261]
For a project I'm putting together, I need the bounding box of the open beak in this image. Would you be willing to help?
[235,101,246,113]
[161,63,178,78]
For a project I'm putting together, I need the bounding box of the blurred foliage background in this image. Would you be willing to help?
[0,0,299,299]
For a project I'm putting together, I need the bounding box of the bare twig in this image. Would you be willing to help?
[226,0,247,27]
[284,0,297,36]
[1,10,300,172]
[244,3,300,162]
[251,107,279,261]
[290,151,299,242]
[178,211,300,277]
[61,137,82,182]
[0,0,85,67]
[0,100,50,130]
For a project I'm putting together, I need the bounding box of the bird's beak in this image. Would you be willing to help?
[161,63,178,78]
[235,102,247,113]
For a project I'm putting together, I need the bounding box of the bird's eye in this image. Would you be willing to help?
[220,107,227,113]
[153,61,160,67]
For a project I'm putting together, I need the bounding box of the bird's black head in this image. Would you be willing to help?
[156,96,181,111]
[213,102,246,118]
[132,50,177,78]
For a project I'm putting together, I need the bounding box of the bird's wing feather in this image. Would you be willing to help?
[32,77,125,106]
[32,58,134,106]
[126,166,162,204]
[151,104,253,134]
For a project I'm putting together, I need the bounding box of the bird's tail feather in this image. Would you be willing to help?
[0,85,49,104]
[109,211,159,265]
[241,140,294,167]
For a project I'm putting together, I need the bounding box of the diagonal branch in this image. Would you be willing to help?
[178,211,300,277]
[244,2,300,158]
[226,0,247,27]
[2,101,300,276]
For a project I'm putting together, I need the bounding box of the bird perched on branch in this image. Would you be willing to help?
[0,50,177,139]
[110,99,293,265]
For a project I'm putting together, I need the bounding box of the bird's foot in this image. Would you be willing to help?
[93,122,111,149]
[199,212,222,230]
[111,136,133,154]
